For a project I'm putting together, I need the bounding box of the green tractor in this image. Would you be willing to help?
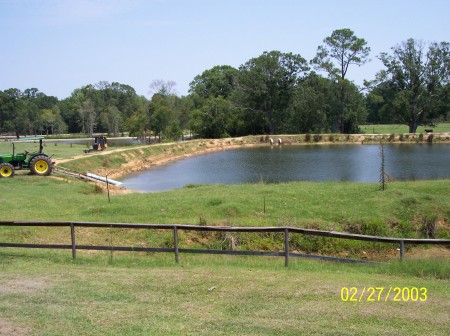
[0,137,53,178]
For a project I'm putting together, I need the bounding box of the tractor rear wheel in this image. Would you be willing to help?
[0,163,15,178]
[30,155,52,176]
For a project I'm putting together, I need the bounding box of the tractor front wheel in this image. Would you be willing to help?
[30,156,52,176]
[0,163,15,178]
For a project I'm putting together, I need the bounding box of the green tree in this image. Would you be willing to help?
[0,91,8,132]
[165,120,183,140]
[40,109,55,135]
[58,96,82,133]
[148,93,181,141]
[51,105,68,134]
[100,105,121,136]
[376,39,450,132]
[312,28,370,133]
[34,93,58,110]
[14,99,31,136]
[149,103,170,140]
[0,88,41,137]
[41,106,67,135]
[286,74,339,133]
[126,97,150,140]
[179,95,194,139]
[192,97,231,138]
[68,81,141,135]
[0,88,63,136]
[78,98,97,136]
[235,50,309,134]
[0,89,23,136]
[189,65,239,101]
[188,66,240,138]
[97,81,139,129]
[341,81,368,133]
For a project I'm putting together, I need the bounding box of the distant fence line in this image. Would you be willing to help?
[1,221,449,266]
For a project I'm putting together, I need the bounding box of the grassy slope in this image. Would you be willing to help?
[0,176,449,259]
[1,176,449,229]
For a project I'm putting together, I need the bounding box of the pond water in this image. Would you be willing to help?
[120,143,450,192]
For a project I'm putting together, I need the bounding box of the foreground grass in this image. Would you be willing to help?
[0,249,449,336]
[1,175,449,334]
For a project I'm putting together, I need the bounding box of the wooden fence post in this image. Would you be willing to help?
[174,226,179,264]
[70,223,76,260]
[399,240,404,261]
[284,228,289,267]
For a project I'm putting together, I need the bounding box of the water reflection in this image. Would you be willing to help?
[121,143,450,191]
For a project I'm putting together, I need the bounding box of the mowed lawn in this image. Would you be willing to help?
[0,141,88,159]
[360,123,450,134]
[0,250,449,336]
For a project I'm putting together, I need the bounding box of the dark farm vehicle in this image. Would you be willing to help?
[0,137,53,178]
[84,136,108,153]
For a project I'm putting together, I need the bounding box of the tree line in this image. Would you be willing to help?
[1,29,449,139]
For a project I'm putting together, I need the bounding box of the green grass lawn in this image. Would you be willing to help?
[360,123,450,134]
[0,250,449,336]
[0,140,144,160]
[0,141,91,159]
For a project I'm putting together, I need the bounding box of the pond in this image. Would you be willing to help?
[120,143,450,192]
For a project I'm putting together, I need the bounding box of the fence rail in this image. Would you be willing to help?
[1,221,449,265]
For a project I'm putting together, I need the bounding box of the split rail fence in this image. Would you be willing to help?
[1,221,449,266]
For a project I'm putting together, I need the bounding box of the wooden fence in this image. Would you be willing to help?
[1,221,449,266]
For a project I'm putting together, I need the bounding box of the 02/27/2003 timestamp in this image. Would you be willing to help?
[340,287,427,302]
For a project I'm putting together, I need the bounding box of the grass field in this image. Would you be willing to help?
[0,141,93,159]
[1,250,449,336]
[360,123,450,134]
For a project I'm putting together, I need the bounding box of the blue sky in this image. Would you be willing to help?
[1,0,449,99]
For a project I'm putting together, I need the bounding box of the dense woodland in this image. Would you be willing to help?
[1,29,449,139]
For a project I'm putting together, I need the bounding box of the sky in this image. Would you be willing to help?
[1,0,449,99]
